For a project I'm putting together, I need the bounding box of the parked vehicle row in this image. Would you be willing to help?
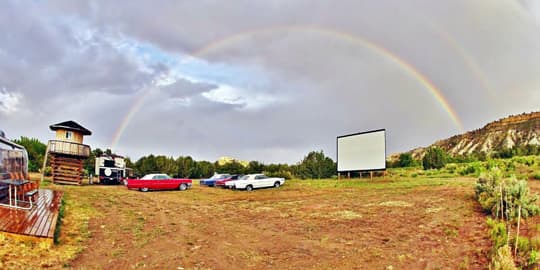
[125,173,284,192]
[215,175,240,187]
[199,174,237,187]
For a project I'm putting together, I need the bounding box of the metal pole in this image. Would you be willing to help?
[40,143,50,187]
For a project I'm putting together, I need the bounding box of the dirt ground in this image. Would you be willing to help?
[63,177,490,269]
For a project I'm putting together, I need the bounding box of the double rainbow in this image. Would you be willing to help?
[110,26,465,150]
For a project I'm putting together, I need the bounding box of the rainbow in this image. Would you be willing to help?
[424,21,496,100]
[110,87,154,151]
[110,25,465,150]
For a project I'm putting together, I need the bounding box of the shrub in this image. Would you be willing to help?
[475,169,540,218]
[265,170,293,180]
[531,236,540,250]
[477,169,540,268]
[296,151,336,179]
[459,164,479,176]
[397,153,418,168]
[474,169,504,216]
[445,163,457,174]
[487,218,508,250]
[529,249,539,266]
[422,147,448,170]
[43,166,52,177]
[516,237,530,255]
[491,245,518,270]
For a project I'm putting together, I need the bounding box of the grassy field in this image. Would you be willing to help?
[5,154,540,269]
[0,171,498,269]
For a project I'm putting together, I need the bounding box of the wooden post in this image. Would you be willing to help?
[347,172,350,179]
[370,171,373,180]
[40,143,50,187]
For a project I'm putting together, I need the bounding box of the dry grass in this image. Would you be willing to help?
[0,172,491,269]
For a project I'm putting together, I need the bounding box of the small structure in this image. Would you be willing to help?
[0,130,63,246]
[45,121,91,185]
[95,154,133,184]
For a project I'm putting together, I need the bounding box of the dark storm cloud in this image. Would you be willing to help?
[1,0,539,163]
[0,1,163,103]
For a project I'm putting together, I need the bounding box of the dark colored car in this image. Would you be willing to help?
[199,174,231,187]
[215,174,241,188]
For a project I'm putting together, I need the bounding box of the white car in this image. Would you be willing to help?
[226,173,285,191]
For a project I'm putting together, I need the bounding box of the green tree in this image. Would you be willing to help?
[247,161,264,174]
[422,146,448,170]
[84,148,105,176]
[215,160,245,175]
[124,156,134,169]
[154,155,177,176]
[135,155,158,175]
[263,163,293,179]
[194,161,215,178]
[398,153,417,167]
[176,156,197,178]
[12,137,47,172]
[297,150,335,179]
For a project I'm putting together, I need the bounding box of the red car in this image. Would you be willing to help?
[215,174,241,188]
[126,173,192,192]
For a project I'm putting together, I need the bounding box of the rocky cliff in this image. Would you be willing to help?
[396,112,540,160]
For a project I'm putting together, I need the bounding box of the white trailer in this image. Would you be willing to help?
[95,155,131,184]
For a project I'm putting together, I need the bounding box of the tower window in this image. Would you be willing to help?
[65,131,73,139]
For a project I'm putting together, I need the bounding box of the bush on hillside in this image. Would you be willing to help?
[422,146,448,170]
[397,153,418,167]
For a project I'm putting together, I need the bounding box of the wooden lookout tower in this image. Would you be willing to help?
[45,121,91,185]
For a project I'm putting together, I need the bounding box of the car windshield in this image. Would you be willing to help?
[239,175,250,180]
[211,174,229,179]
[141,174,170,180]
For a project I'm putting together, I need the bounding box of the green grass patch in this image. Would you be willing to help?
[288,176,471,190]
[54,197,66,244]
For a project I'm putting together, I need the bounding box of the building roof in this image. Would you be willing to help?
[49,121,92,135]
[0,133,25,150]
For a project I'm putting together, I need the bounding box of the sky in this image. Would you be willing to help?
[0,0,539,164]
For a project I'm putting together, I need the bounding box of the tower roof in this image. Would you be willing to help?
[49,121,92,136]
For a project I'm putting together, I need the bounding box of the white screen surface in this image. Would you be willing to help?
[337,130,386,172]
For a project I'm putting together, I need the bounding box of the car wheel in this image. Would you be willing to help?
[140,187,149,192]
[246,185,253,192]
[179,183,187,191]
[274,182,281,188]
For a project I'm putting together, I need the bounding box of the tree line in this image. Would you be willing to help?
[12,137,336,179]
